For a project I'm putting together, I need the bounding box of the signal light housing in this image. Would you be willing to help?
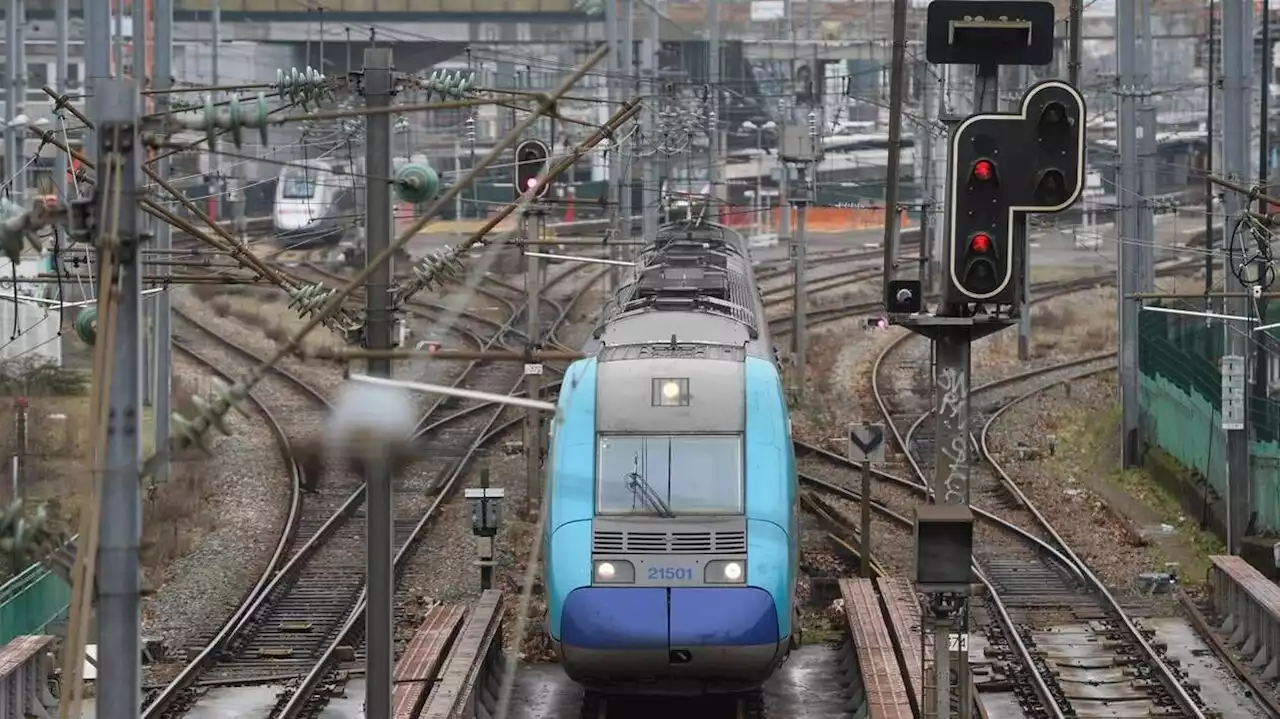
[972,159,995,182]
[514,139,551,200]
[959,231,1001,296]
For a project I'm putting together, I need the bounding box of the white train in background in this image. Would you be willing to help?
[273,158,361,249]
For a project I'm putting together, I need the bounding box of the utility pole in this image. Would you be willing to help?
[360,46,397,719]
[154,0,174,484]
[1068,0,1082,87]
[880,0,909,297]
[1221,0,1252,556]
[135,0,153,410]
[95,74,145,719]
[708,0,724,211]
[605,0,621,288]
[1015,64,1032,361]
[524,209,543,514]
[1205,0,1216,319]
[114,3,125,75]
[4,0,17,192]
[1257,0,1272,409]
[1138,0,1156,298]
[12,0,23,198]
[55,0,69,201]
[210,0,223,221]
[620,0,633,243]
[88,0,111,158]
[641,8,659,242]
[781,123,814,399]
[1117,3,1141,467]
[793,164,809,396]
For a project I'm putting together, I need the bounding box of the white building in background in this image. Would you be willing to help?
[0,255,62,366]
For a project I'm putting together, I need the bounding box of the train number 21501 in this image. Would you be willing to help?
[648,566,693,581]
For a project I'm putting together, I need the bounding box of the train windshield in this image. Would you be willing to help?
[596,434,743,515]
[281,168,318,199]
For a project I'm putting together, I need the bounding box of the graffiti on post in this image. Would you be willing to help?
[935,365,969,505]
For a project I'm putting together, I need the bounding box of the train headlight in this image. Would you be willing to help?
[593,559,635,584]
[704,559,746,584]
[652,378,690,407]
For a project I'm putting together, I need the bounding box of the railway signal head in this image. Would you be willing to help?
[949,132,1014,303]
[944,80,1087,306]
[1028,90,1086,210]
[515,139,551,200]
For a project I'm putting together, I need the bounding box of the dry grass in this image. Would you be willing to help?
[791,332,848,443]
[0,375,218,585]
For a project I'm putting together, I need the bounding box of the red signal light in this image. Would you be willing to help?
[969,233,992,253]
[972,159,995,182]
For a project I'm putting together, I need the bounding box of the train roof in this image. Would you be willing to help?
[588,220,770,356]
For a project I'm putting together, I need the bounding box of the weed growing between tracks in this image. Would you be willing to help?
[993,373,1221,591]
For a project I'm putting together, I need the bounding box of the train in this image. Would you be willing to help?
[272,158,360,249]
[542,218,800,701]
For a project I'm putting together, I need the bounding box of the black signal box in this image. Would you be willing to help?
[925,0,1056,67]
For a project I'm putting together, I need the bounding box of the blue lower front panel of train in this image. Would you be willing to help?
[543,353,799,695]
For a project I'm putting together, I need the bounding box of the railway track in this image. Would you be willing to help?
[855,291,1208,715]
[273,260,608,719]
[141,254,597,717]
[771,256,1203,338]
[142,307,357,716]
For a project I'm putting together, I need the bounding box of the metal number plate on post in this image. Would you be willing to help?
[524,363,543,376]
[948,633,969,652]
[847,422,886,463]
[1222,355,1245,431]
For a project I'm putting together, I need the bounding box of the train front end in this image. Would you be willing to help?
[544,345,797,696]
[273,164,351,249]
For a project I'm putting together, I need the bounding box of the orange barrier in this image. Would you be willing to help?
[719,206,912,234]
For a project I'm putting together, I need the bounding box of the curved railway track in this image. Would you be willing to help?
[273,261,609,719]
[147,327,314,702]
[853,289,1208,716]
[142,307,358,716]
[143,255,600,717]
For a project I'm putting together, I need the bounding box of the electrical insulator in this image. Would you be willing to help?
[420,70,476,101]
[171,94,271,150]
[394,163,440,204]
[396,245,463,306]
[74,306,97,345]
[288,283,337,319]
[276,66,331,110]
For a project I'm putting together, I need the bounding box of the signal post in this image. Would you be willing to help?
[515,139,551,516]
[887,4,1085,718]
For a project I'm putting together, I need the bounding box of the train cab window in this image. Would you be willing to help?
[596,434,744,516]
[281,168,318,199]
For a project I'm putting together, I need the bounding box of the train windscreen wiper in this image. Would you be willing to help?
[626,471,674,518]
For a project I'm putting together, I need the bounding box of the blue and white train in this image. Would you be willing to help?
[542,219,799,705]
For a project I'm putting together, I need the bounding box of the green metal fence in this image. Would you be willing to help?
[1138,307,1280,532]
[0,562,69,645]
